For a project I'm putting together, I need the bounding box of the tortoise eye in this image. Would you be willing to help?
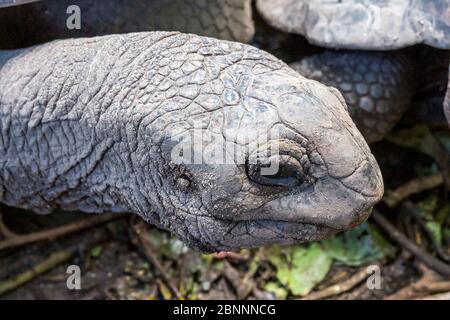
[246,155,305,188]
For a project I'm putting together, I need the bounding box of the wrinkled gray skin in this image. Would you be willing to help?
[0,32,384,252]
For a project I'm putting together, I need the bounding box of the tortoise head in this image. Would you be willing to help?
[156,47,384,252]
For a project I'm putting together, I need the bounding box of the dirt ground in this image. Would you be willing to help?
[0,209,420,300]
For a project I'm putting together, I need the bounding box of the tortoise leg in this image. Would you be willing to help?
[290,51,413,143]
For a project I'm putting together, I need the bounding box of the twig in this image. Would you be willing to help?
[418,292,450,300]
[415,282,450,293]
[301,268,369,300]
[403,201,450,262]
[156,278,174,300]
[0,213,127,251]
[213,251,249,261]
[0,249,75,296]
[223,260,256,299]
[372,210,450,277]
[0,212,17,238]
[383,173,444,208]
[386,263,438,300]
[132,221,181,299]
[388,281,450,300]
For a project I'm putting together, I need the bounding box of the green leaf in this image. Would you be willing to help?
[169,239,189,256]
[322,223,395,266]
[90,245,103,258]
[416,196,443,245]
[264,282,288,299]
[425,221,442,245]
[367,224,397,259]
[265,243,332,296]
[146,230,189,259]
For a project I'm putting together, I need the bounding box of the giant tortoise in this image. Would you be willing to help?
[0,0,384,252]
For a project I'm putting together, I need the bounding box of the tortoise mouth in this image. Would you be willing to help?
[202,217,339,253]
[200,207,374,252]
[248,218,339,240]
[231,214,345,230]
[230,195,375,230]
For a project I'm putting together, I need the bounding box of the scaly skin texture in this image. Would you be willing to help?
[290,51,413,143]
[256,0,450,50]
[0,32,384,252]
[0,0,254,49]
